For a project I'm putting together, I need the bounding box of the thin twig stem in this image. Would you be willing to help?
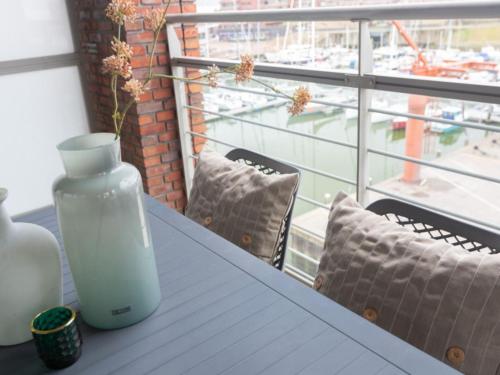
[146,1,171,83]
[111,75,119,136]
[108,0,301,139]
[152,72,210,82]
[117,98,135,136]
[110,23,123,138]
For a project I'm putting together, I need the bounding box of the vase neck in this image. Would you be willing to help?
[0,188,12,237]
[57,133,121,178]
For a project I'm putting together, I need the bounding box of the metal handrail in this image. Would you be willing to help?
[172,57,348,89]
[172,56,500,105]
[166,1,500,23]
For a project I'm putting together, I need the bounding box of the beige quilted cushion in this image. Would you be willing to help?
[186,150,299,264]
[314,192,500,375]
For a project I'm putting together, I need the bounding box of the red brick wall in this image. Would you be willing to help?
[75,0,202,212]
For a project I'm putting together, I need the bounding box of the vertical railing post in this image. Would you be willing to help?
[356,20,373,206]
[166,24,195,197]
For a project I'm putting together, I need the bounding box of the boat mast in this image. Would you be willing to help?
[282,0,294,50]
[257,0,261,57]
[298,0,303,46]
[447,19,454,50]
[311,0,316,64]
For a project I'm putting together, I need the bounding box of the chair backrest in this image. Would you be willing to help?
[366,198,500,255]
[225,148,300,270]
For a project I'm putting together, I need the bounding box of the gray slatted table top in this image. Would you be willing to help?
[1,196,460,375]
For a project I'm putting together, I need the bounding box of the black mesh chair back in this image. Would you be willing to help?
[366,198,500,255]
[225,148,300,270]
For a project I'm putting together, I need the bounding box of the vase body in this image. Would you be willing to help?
[0,188,62,345]
[53,133,161,329]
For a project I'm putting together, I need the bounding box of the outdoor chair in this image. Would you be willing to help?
[225,148,300,270]
[366,198,500,254]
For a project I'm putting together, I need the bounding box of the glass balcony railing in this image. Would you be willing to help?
[165,2,500,284]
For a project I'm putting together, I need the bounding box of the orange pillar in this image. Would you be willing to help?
[403,94,428,183]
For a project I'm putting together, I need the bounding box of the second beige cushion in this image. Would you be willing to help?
[315,192,500,375]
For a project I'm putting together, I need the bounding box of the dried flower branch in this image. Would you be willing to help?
[111,38,133,60]
[234,54,254,83]
[102,0,310,139]
[288,86,312,116]
[105,0,136,25]
[102,55,132,79]
[145,8,168,31]
[122,79,146,102]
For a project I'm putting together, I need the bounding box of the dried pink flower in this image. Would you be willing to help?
[207,65,220,88]
[144,8,167,31]
[122,79,146,102]
[288,86,312,116]
[102,55,132,79]
[105,0,137,25]
[111,38,133,61]
[234,54,254,83]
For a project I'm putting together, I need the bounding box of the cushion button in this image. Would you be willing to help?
[313,275,323,290]
[446,346,465,367]
[203,216,213,226]
[362,307,378,322]
[241,234,252,246]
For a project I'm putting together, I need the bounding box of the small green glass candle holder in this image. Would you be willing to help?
[30,306,82,369]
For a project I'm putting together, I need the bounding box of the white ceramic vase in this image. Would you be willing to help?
[0,188,62,346]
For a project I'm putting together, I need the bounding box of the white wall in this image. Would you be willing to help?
[0,67,89,215]
[0,0,75,61]
[0,0,90,215]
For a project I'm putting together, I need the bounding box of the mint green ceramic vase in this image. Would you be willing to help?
[53,133,161,329]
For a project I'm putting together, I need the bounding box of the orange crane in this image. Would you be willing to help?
[392,20,431,183]
[391,21,497,182]
[392,21,429,75]
[392,21,496,78]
